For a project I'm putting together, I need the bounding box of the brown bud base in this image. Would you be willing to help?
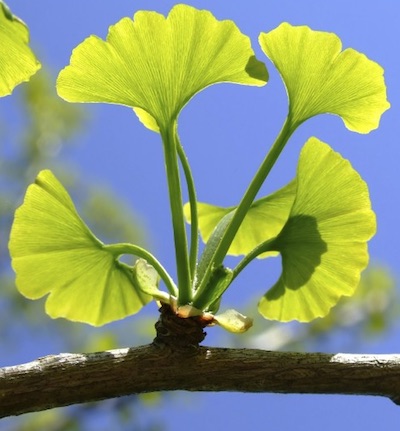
[153,303,208,348]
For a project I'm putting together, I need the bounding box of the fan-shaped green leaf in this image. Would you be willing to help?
[259,23,389,133]
[9,170,150,326]
[56,4,268,132]
[184,180,296,257]
[259,137,376,322]
[0,1,41,96]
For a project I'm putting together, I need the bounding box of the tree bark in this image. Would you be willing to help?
[1,306,399,417]
[1,344,400,417]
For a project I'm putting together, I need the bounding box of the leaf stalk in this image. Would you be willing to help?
[161,123,192,304]
[193,116,296,307]
[104,243,178,297]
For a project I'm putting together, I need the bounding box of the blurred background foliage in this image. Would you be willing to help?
[1,70,399,430]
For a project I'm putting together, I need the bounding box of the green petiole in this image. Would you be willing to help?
[104,242,178,297]
[193,116,297,306]
[175,130,199,285]
[230,238,277,283]
[161,122,192,305]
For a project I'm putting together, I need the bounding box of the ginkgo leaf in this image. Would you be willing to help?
[133,258,172,303]
[184,180,296,257]
[175,305,253,333]
[213,309,253,333]
[0,1,40,96]
[259,23,390,133]
[56,4,268,132]
[259,137,376,322]
[9,170,150,326]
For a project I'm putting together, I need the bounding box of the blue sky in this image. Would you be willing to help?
[3,1,400,429]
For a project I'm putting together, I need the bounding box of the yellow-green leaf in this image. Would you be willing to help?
[0,1,41,96]
[9,170,150,326]
[184,180,296,257]
[56,4,268,132]
[213,309,253,333]
[133,258,172,303]
[259,137,376,322]
[259,23,390,133]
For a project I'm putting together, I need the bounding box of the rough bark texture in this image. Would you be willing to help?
[1,306,400,417]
